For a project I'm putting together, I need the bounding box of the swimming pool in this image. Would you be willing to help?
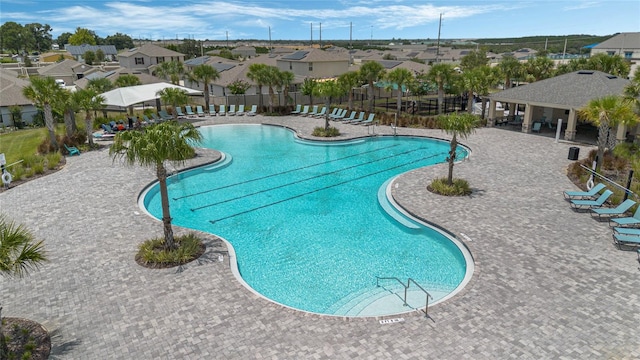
[141,124,474,316]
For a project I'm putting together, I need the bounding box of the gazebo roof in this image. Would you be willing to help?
[489,70,630,109]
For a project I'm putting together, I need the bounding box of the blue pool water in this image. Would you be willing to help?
[142,124,472,316]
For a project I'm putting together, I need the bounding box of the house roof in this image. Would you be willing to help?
[489,70,630,109]
[119,43,184,58]
[37,59,83,77]
[593,32,640,50]
[279,48,349,63]
[65,44,118,56]
[74,68,164,89]
[0,69,32,106]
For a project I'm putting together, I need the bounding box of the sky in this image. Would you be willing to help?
[1,0,639,41]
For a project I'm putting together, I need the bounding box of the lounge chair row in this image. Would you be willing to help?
[174,104,258,117]
[290,105,376,126]
[564,183,640,249]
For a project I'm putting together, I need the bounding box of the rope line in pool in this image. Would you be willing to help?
[208,152,445,224]
[173,143,401,200]
[191,146,429,212]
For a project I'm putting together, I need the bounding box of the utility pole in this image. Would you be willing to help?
[310,23,313,47]
[269,26,272,54]
[562,38,568,60]
[226,31,229,48]
[436,13,442,63]
[319,23,322,49]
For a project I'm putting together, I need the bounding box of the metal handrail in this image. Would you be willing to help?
[376,276,433,318]
[579,164,638,200]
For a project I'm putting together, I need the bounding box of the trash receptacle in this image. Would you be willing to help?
[568,147,579,160]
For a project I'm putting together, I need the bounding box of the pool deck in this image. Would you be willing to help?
[1,114,639,359]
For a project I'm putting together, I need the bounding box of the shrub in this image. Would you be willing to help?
[45,152,62,170]
[136,233,204,267]
[428,177,472,196]
[311,126,340,137]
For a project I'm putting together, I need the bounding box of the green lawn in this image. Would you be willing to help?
[0,125,67,165]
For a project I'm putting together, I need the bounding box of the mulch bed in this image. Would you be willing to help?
[2,317,51,359]
[134,240,206,269]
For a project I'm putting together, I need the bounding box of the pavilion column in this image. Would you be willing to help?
[522,104,534,133]
[615,123,628,143]
[564,109,577,141]
[487,99,497,126]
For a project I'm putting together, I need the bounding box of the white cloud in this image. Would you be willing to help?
[563,1,600,11]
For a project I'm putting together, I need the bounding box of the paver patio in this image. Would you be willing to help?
[1,115,639,359]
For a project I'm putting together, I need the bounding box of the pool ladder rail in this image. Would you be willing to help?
[375,276,433,318]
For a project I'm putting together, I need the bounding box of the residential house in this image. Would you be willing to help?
[590,32,640,76]
[118,43,185,73]
[37,59,99,86]
[0,69,38,126]
[276,48,350,79]
[65,44,118,62]
[231,46,257,59]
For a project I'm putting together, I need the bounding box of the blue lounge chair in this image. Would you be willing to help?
[228,104,237,116]
[151,113,161,122]
[298,105,310,116]
[531,122,542,133]
[306,105,319,117]
[236,104,245,116]
[184,106,196,117]
[331,109,347,120]
[291,104,302,114]
[175,107,186,118]
[346,112,366,124]
[591,199,636,220]
[563,183,606,200]
[313,107,327,118]
[218,105,226,116]
[360,113,376,126]
[342,111,357,122]
[569,190,613,210]
[327,108,339,118]
[196,106,205,117]
[247,105,258,116]
[64,144,80,156]
[159,110,173,121]
[209,105,216,116]
[612,233,640,249]
[613,227,640,236]
[609,207,640,227]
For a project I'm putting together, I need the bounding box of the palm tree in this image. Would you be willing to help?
[579,95,638,170]
[313,80,347,130]
[525,54,555,82]
[459,66,500,114]
[0,214,47,357]
[188,64,220,111]
[154,61,184,85]
[87,77,114,93]
[263,66,282,113]
[498,55,523,90]
[426,63,456,114]
[247,63,268,110]
[23,76,62,150]
[384,68,414,116]
[301,78,317,107]
[157,87,189,118]
[338,71,360,110]
[72,88,105,147]
[436,112,478,185]
[114,74,141,88]
[56,89,78,137]
[279,70,295,108]
[587,53,630,78]
[623,67,640,114]
[359,61,386,113]
[109,122,202,250]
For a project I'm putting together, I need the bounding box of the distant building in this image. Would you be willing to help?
[0,69,39,126]
[276,48,349,78]
[590,32,640,76]
[118,44,185,73]
[65,44,118,63]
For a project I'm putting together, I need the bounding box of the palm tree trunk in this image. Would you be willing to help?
[448,134,457,185]
[204,85,210,111]
[368,81,375,113]
[596,123,609,170]
[64,109,74,137]
[44,104,58,149]
[268,86,275,113]
[157,162,176,250]
[348,88,354,110]
[396,90,402,116]
[325,98,331,130]
[467,90,474,114]
[86,115,94,147]
[257,85,264,110]
[437,85,444,114]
